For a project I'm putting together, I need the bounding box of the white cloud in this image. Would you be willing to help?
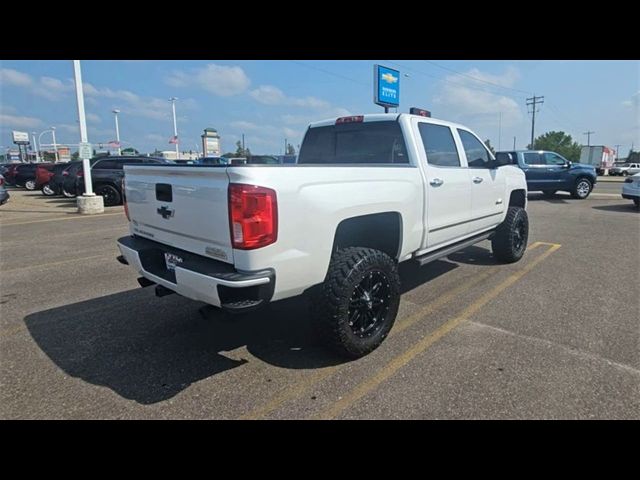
[249,84,329,110]
[0,113,42,128]
[230,120,262,131]
[432,67,523,129]
[165,63,251,97]
[86,113,101,123]
[0,68,33,87]
[621,91,639,108]
[145,133,166,143]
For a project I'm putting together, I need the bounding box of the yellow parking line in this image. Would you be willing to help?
[240,241,547,420]
[1,212,123,227]
[314,243,562,420]
[2,254,115,274]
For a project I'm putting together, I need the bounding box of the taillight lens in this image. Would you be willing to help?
[62,170,69,176]
[122,178,130,221]
[76,170,84,177]
[228,183,278,250]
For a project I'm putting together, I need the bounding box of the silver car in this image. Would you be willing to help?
[0,174,9,205]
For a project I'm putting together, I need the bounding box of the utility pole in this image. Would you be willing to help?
[169,97,179,160]
[583,131,595,147]
[498,112,502,151]
[284,138,287,155]
[526,95,544,149]
[112,109,122,155]
[242,134,245,152]
[513,136,516,150]
[32,132,39,162]
[614,144,622,159]
[51,126,59,163]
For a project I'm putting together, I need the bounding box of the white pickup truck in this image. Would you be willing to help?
[117,113,528,358]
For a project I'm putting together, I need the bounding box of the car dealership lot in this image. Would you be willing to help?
[1,188,638,419]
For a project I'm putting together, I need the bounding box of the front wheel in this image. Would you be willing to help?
[42,184,55,196]
[492,206,529,263]
[571,177,592,199]
[24,179,36,190]
[623,171,629,177]
[62,189,76,198]
[311,247,401,358]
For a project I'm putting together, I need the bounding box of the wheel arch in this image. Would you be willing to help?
[331,212,404,262]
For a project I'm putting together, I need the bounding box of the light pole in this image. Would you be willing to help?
[112,109,122,155]
[169,97,179,160]
[51,126,59,162]
[32,132,39,162]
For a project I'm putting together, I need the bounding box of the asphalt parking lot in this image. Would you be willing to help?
[1,184,638,419]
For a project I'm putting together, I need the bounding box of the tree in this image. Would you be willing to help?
[234,140,251,158]
[71,151,79,161]
[43,151,57,162]
[527,131,581,161]
[286,143,296,155]
[484,139,496,155]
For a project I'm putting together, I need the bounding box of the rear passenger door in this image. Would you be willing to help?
[520,152,547,191]
[456,129,506,233]
[413,119,472,249]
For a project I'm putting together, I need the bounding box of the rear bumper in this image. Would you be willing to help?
[117,235,275,311]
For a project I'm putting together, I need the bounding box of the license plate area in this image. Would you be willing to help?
[164,252,183,271]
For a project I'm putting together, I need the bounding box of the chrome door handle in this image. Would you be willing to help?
[473,177,483,184]
[430,178,444,187]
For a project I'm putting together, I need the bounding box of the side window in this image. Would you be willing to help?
[418,123,460,167]
[93,160,117,170]
[458,130,492,168]
[523,152,544,165]
[544,152,566,166]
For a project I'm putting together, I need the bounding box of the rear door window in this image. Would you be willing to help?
[523,153,544,165]
[417,123,460,167]
[298,121,408,164]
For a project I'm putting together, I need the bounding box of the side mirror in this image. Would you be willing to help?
[494,152,513,168]
[565,161,572,168]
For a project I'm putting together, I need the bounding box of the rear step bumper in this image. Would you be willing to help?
[117,235,275,312]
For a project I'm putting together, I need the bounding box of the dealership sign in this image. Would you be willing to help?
[12,130,29,144]
[374,65,400,109]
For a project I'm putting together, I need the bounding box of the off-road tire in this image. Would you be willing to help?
[491,206,529,263]
[311,247,400,358]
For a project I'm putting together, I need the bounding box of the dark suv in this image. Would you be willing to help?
[496,150,597,199]
[72,156,170,206]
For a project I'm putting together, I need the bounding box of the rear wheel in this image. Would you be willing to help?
[571,177,592,199]
[311,247,400,358]
[623,171,629,177]
[42,184,55,196]
[491,206,528,263]
[24,179,36,190]
[62,189,76,198]
[95,184,121,207]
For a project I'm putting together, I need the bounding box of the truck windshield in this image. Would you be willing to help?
[298,121,409,164]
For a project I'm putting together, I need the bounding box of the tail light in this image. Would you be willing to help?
[122,178,130,221]
[0,177,4,186]
[62,170,69,176]
[76,170,84,178]
[228,183,277,250]
[336,115,364,124]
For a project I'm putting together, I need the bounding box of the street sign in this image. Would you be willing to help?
[78,142,92,160]
[374,65,400,109]
[12,131,29,144]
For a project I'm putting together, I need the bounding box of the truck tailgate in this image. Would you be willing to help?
[124,165,233,264]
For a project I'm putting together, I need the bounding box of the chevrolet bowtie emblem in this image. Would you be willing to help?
[157,206,174,219]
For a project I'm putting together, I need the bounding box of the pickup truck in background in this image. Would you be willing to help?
[609,163,640,177]
[496,150,597,199]
[117,113,529,358]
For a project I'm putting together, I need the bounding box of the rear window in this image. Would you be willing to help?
[298,121,409,164]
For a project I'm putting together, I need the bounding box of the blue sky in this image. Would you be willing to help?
[1,60,638,156]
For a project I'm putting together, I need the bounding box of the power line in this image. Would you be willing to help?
[288,60,369,87]
[422,60,533,95]
[385,60,528,101]
[526,95,544,148]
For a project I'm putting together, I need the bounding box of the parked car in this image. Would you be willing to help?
[622,173,640,208]
[49,161,80,196]
[496,150,597,199]
[117,113,528,358]
[39,163,71,195]
[0,174,9,205]
[34,163,56,193]
[609,163,640,176]
[12,163,39,190]
[73,156,170,206]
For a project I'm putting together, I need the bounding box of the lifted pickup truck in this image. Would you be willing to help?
[117,113,528,357]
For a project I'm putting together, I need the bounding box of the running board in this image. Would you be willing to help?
[414,230,495,266]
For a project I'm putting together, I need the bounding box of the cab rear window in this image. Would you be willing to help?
[298,121,409,164]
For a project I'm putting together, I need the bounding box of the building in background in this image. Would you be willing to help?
[57,146,71,162]
[159,150,200,161]
[201,128,221,157]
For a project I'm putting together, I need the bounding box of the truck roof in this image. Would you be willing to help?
[308,113,471,131]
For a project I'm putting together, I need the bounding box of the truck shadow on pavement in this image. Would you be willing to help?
[592,203,639,213]
[24,253,478,405]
